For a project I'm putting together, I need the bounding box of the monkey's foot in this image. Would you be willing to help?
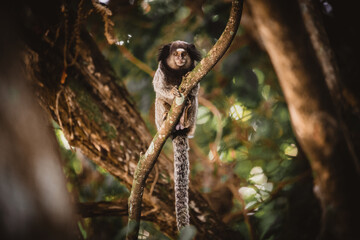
[186,98,192,106]
[175,123,185,130]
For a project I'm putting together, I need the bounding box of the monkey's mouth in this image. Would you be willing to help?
[175,60,186,67]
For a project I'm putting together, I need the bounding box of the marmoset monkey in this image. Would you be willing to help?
[153,40,201,230]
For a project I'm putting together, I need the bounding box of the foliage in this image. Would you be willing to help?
[57,0,320,239]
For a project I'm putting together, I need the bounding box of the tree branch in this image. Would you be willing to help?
[117,45,155,78]
[126,1,244,239]
[77,200,128,218]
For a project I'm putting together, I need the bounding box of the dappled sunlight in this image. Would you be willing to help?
[229,103,252,121]
[238,166,274,210]
[283,143,298,157]
[98,0,109,4]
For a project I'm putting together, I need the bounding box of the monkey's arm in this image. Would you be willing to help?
[153,67,179,103]
[155,98,171,130]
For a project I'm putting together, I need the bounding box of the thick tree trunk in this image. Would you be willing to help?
[19,0,236,238]
[247,0,360,239]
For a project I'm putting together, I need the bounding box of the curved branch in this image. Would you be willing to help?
[198,96,222,145]
[199,97,223,162]
[180,1,243,95]
[117,45,155,77]
[126,1,244,239]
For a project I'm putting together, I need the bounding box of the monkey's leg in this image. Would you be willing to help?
[182,96,198,137]
[155,98,171,130]
[177,99,191,131]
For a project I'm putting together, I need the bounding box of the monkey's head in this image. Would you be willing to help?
[158,41,201,71]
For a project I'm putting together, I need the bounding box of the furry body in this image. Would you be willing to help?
[153,40,201,230]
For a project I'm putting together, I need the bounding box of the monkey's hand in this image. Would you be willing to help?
[171,86,181,98]
[175,99,192,131]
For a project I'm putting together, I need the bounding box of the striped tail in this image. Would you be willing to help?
[172,134,190,230]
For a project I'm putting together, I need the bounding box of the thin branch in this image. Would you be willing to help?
[229,185,256,240]
[126,1,244,239]
[148,163,159,196]
[199,96,223,162]
[55,87,64,131]
[117,45,155,77]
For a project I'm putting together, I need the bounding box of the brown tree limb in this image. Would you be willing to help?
[198,96,223,162]
[126,1,244,239]
[247,0,360,239]
[229,185,256,240]
[117,45,155,77]
[76,200,159,223]
[77,200,128,218]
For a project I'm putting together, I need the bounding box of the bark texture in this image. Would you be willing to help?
[247,0,360,239]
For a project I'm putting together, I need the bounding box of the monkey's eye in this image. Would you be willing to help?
[173,52,177,56]
[182,52,188,57]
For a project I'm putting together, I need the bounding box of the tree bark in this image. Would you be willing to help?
[247,0,360,239]
[20,0,237,238]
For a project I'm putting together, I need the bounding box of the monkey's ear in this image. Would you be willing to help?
[188,44,202,62]
[157,44,171,62]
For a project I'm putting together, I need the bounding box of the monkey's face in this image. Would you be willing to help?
[167,48,192,70]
